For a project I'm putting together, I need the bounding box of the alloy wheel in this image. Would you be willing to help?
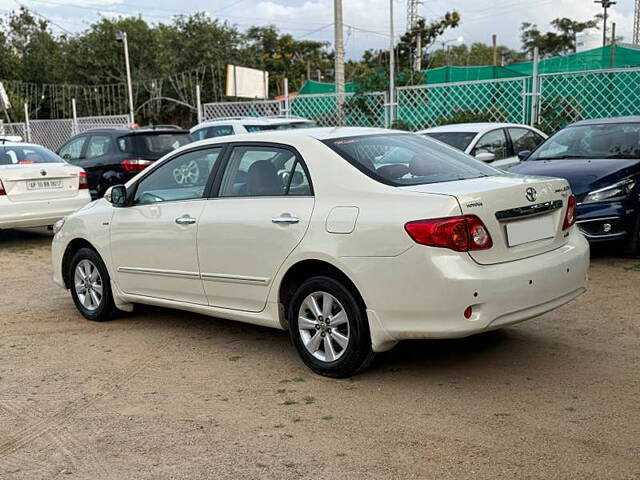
[298,291,350,362]
[74,259,103,311]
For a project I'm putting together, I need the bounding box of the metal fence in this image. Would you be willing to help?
[536,68,640,133]
[396,77,530,131]
[290,92,388,128]
[1,115,129,151]
[202,100,281,120]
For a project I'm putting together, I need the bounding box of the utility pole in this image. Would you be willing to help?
[609,22,617,67]
[407,0,422,71]
[389,0,395,124]
[116,31,135,125]
[594,0,616,47]
[492,34,497,66]
[334,0,345,95]
[634,0,640,44]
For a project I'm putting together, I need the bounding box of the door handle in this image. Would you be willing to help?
[272,216,300,224]
[175,215,197,225]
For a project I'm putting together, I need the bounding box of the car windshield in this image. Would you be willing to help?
[423,131,476,151]
[530,123,640,160]
[0,145,64,165]
[324,133,500,186]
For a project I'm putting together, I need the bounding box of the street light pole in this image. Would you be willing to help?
[594,0,617,47]
[117,31,135,125]
[389,0,395,125]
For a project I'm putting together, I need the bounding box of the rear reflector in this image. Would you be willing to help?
[563,195,577,230]
[464,306,473,319]
[0,179,5,196]
[121,158,154,173]
[79,171,88,190]
[405,215,493,252]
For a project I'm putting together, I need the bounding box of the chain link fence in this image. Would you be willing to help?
[202,100,282,120]
[536,68,640,133]
[0,121,27,140]
[1,115,129,151]
[396,77,529,131]
[290,92,388,127]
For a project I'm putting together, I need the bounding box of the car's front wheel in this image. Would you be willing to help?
[289,276,375,377]
[69,248,121,322]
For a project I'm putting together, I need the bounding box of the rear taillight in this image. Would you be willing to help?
[405,215,493,252]
[121,158,153,173]
[563,195,577,230]
[79,171,88,190]
[0,179,5,196]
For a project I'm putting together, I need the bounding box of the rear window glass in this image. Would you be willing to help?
[423,132,476,151]
[0,145,64,165]
[122,133,191,159]
[324,133,499,186]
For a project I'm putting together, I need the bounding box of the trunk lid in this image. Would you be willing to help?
[0,163,83,202]
[401,174,572,265]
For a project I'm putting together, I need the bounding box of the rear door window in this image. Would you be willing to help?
[85,135,112,159]
[508,128,545,153]
[472,129,509,160]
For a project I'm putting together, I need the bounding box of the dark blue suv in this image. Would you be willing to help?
[510,116,640,256]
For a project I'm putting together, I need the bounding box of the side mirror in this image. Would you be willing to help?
[106,185,128,206]
[517,150,532,161]
[475,151,496,163]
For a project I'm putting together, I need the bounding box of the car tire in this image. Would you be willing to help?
[68,247,122,322]
[288,276,375,378]
[623,215,640,258]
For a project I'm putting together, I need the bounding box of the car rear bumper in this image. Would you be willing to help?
[0,194,91,229]
[342,228,589,352]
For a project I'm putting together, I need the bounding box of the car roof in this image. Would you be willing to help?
[184,127,403,150]
[190,116,314,131]
[74,127,190,135]
[419,122,531,134]
[0,141,53,150]
[570,116,640,127]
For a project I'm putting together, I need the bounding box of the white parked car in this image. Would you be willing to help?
[190,116,316,141]
[52,128,588,377]
[419,123,547,168]
[0,142,91,229]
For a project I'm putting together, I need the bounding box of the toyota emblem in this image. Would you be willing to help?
[40,170,47,176]
[525,187,537,202]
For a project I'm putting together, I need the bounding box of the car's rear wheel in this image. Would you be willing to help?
[69,248,121,322]
[624,215,640,258]
[288,276,375,377]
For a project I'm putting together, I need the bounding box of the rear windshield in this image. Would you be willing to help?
[324,133,499,186]
[118,133,191,158]
[0,145,64,165]
[423,132,476,151]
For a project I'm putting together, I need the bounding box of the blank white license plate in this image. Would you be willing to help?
[506,215,556,247]
[26,179,63,191]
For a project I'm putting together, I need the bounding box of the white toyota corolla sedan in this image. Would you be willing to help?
[51,128,589,377]
[1,142,91,230]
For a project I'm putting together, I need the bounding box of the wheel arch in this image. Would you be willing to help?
[61,238,101,289]
[277,258,367,329]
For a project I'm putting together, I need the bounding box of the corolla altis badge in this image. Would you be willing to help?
[525,187,537,202]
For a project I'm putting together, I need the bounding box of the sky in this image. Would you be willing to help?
[0,0,636,59]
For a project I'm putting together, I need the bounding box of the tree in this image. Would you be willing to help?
[428,42,526,68]
[521,15,602,57]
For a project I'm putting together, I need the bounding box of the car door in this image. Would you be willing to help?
[470,129,514,167]
[197,143,315,312]
[110,146,224,304]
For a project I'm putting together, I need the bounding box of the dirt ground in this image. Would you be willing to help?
[0,228,638,479]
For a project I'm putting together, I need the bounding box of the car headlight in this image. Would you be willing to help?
[582,178,636,204]
[53,217,66,235]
